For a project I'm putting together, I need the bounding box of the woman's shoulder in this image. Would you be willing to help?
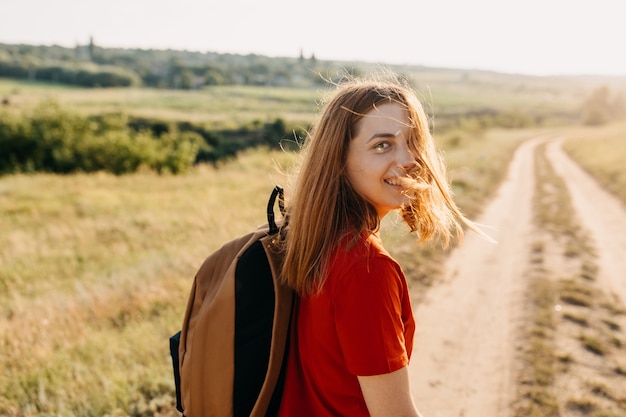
[325,231,406,298]
[331,231,398,272]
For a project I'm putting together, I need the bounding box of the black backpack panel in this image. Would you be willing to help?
[234,240,276,417]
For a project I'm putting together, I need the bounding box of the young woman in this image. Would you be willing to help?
[278,74,472,417]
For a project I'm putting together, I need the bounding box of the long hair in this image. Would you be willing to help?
[281,74,471,295]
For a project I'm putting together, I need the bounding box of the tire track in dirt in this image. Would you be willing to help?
[545,138,626,306]
[409,137,548,417]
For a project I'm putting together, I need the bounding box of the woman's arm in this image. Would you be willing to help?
[358,366,424,417]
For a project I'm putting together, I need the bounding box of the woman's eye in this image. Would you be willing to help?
[373,142,390,152]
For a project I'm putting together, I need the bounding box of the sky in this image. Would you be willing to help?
[1,0,625,77]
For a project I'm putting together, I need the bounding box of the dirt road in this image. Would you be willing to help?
[409,136,626,417]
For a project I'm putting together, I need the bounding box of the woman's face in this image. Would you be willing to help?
[346,102,417,219]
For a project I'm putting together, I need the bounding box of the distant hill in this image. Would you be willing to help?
[0,41,377,89]
[2,41,625,91]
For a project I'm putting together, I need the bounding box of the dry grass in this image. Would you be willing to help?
[0,81,322,128]
[562,120,626,205]
[0,148,295,416]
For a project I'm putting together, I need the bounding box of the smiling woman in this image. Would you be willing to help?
[346,102,419,218]
[275,72,483,417]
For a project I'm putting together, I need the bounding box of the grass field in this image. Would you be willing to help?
[562,121,626,204]
[0,79,322,128]
[0,73,603,129]
[0,150,296,416]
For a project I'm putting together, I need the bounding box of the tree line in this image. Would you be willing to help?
[0,41,351,89]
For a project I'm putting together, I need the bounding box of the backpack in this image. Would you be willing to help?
[169,186,293,417]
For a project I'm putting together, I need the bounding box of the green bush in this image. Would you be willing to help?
[0,111,33,172]
[153,131,202,174]
[0,102,201,175]
[0,100,299,175]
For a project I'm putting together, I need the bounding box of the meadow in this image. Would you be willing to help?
[1,74,626,416]
[0,69,601,129]
[0,79,321,129]
[562,120,626,203]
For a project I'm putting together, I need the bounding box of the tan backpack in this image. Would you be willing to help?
[170,186,293,417]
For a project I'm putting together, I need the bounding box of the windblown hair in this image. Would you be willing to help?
[281,74,473,296]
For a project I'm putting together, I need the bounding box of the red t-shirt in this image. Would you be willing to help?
[278,232,415,417]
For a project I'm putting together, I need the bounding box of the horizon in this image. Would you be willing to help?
[2,0,625,77]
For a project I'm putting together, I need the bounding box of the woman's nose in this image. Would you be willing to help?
[397,143,418,170]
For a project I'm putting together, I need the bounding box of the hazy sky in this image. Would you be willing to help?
[1,0,624,76]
